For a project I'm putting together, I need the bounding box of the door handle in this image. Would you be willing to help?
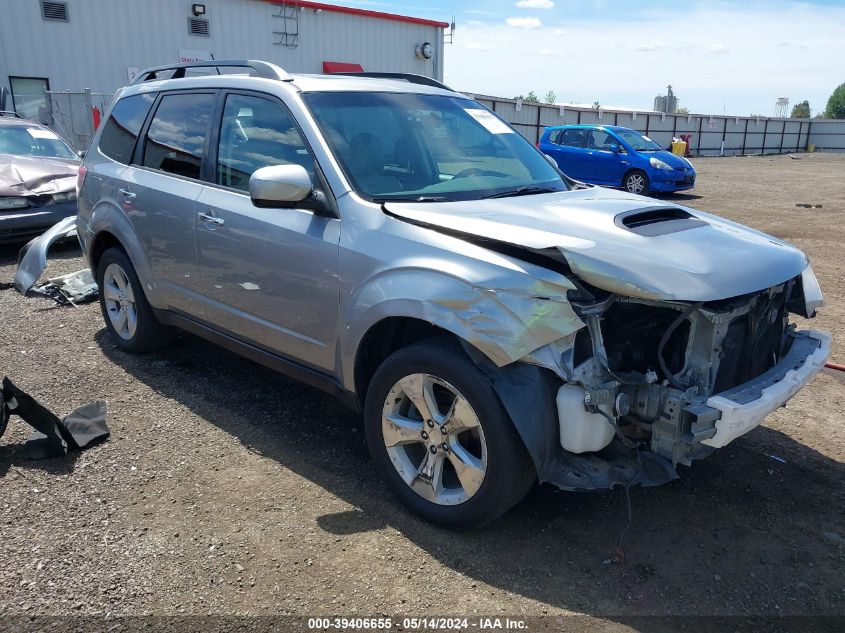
[117,188,136,202]
[198,211,224,227]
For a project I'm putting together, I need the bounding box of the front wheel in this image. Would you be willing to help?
[624,170,649,195]
[364,340,535,527]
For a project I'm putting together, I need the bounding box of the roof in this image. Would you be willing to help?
[123,73,460,98]
[0,117,42,127]
[265,1,449,29]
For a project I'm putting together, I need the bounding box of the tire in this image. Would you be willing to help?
[96,247,173,353]
[624,170,649,195]
[364,340,535,527]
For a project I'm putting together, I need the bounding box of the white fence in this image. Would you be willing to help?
[468,93,845,155]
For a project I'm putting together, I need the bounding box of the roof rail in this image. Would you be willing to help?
[331,72,452,91]
[132,60,292,85]
[0,110,23,118]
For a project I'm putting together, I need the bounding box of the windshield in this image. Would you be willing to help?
[614,129,662,152]
[0,125,77,159]
[302,92,566,201]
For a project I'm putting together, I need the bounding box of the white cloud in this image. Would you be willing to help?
[515,0,555,8]
[445,2,845,116]
[506,16,542,28]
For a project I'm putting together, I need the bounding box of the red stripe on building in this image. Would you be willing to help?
[322,61,364,73]
[265,1,450,29]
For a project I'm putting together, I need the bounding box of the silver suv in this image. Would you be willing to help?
[78,60,829,526]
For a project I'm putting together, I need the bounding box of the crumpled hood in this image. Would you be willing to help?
[0,153,79,197]
[384,187,808,301]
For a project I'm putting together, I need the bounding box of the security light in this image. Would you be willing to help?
[192,4,206,16]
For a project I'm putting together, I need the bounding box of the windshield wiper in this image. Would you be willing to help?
[481,186,559,199]
[375,195,448,203]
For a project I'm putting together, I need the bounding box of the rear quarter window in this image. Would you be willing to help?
[98,93,155,164]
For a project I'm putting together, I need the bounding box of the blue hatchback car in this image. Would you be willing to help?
[539,125,695,195]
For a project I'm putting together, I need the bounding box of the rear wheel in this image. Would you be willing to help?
[364,340,535,527]
[624,170,649,195]
[97,247,173,353]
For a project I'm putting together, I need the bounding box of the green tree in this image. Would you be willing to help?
[675,106,690,115]
[824,83,845,119]
[790,100,811,118]
[525,91,540,103]
[544,90,556,104]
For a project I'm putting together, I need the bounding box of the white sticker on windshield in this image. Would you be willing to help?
[464,109,514,134]
[27,128,60,140]
[642,135,654,142]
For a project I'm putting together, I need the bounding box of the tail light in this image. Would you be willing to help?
[536,141,540,148]
[76,164,87,197]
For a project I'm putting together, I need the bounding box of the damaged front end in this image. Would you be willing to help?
[516,265,829,491]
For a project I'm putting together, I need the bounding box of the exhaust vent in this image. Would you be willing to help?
[615,207,707,237]
[189,17,210,36]
[41,1,69,21]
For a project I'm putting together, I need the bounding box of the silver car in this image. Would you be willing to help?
[77,61,829,526]
[0,115,79,243]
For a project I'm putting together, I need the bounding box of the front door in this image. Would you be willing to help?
[196,92,340,371]
[585,129,627,185]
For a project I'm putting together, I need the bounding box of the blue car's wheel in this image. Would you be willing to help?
[624,170,649,195]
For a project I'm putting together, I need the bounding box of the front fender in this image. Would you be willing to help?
[339,266,584,391]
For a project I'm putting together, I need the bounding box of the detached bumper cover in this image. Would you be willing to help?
[702,330,830,448]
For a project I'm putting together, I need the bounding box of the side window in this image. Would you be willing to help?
[561,129,586,148]
[216,94,314,192]
[98,93,155,164]
[142,92,215,179]
[589,130,616,150]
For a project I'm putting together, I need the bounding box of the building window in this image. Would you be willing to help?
[41,1,69,22]
[9,77,50,121]
[188,17,210,36]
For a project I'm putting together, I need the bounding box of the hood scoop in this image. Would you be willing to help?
[615,206,707,237]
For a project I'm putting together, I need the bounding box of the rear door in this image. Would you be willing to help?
[120,90,217,317]
[553,128,589,180]
[195,90,341,371]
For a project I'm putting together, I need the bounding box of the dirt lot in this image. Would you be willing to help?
[1,154,843,629]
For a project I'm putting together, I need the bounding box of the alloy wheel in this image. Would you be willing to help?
[381,373,488,506]
[102,262,138,340]
[626,173,646,194]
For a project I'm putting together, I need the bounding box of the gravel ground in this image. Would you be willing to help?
[0,153,843,628]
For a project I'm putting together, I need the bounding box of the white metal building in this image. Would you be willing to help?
[0,0,448,120]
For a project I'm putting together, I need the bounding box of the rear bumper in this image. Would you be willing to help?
[0,201,78,244]
[701,329,830,448]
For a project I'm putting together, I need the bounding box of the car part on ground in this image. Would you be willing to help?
[30,268,98,306]
[0,377,109,459]
[13,215,78,295]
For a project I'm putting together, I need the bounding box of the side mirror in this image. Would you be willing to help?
[77,150,86,159]
[610,144,623,154]
[249,164,312,207]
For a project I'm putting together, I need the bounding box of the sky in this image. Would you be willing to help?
[339,0,844,117]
